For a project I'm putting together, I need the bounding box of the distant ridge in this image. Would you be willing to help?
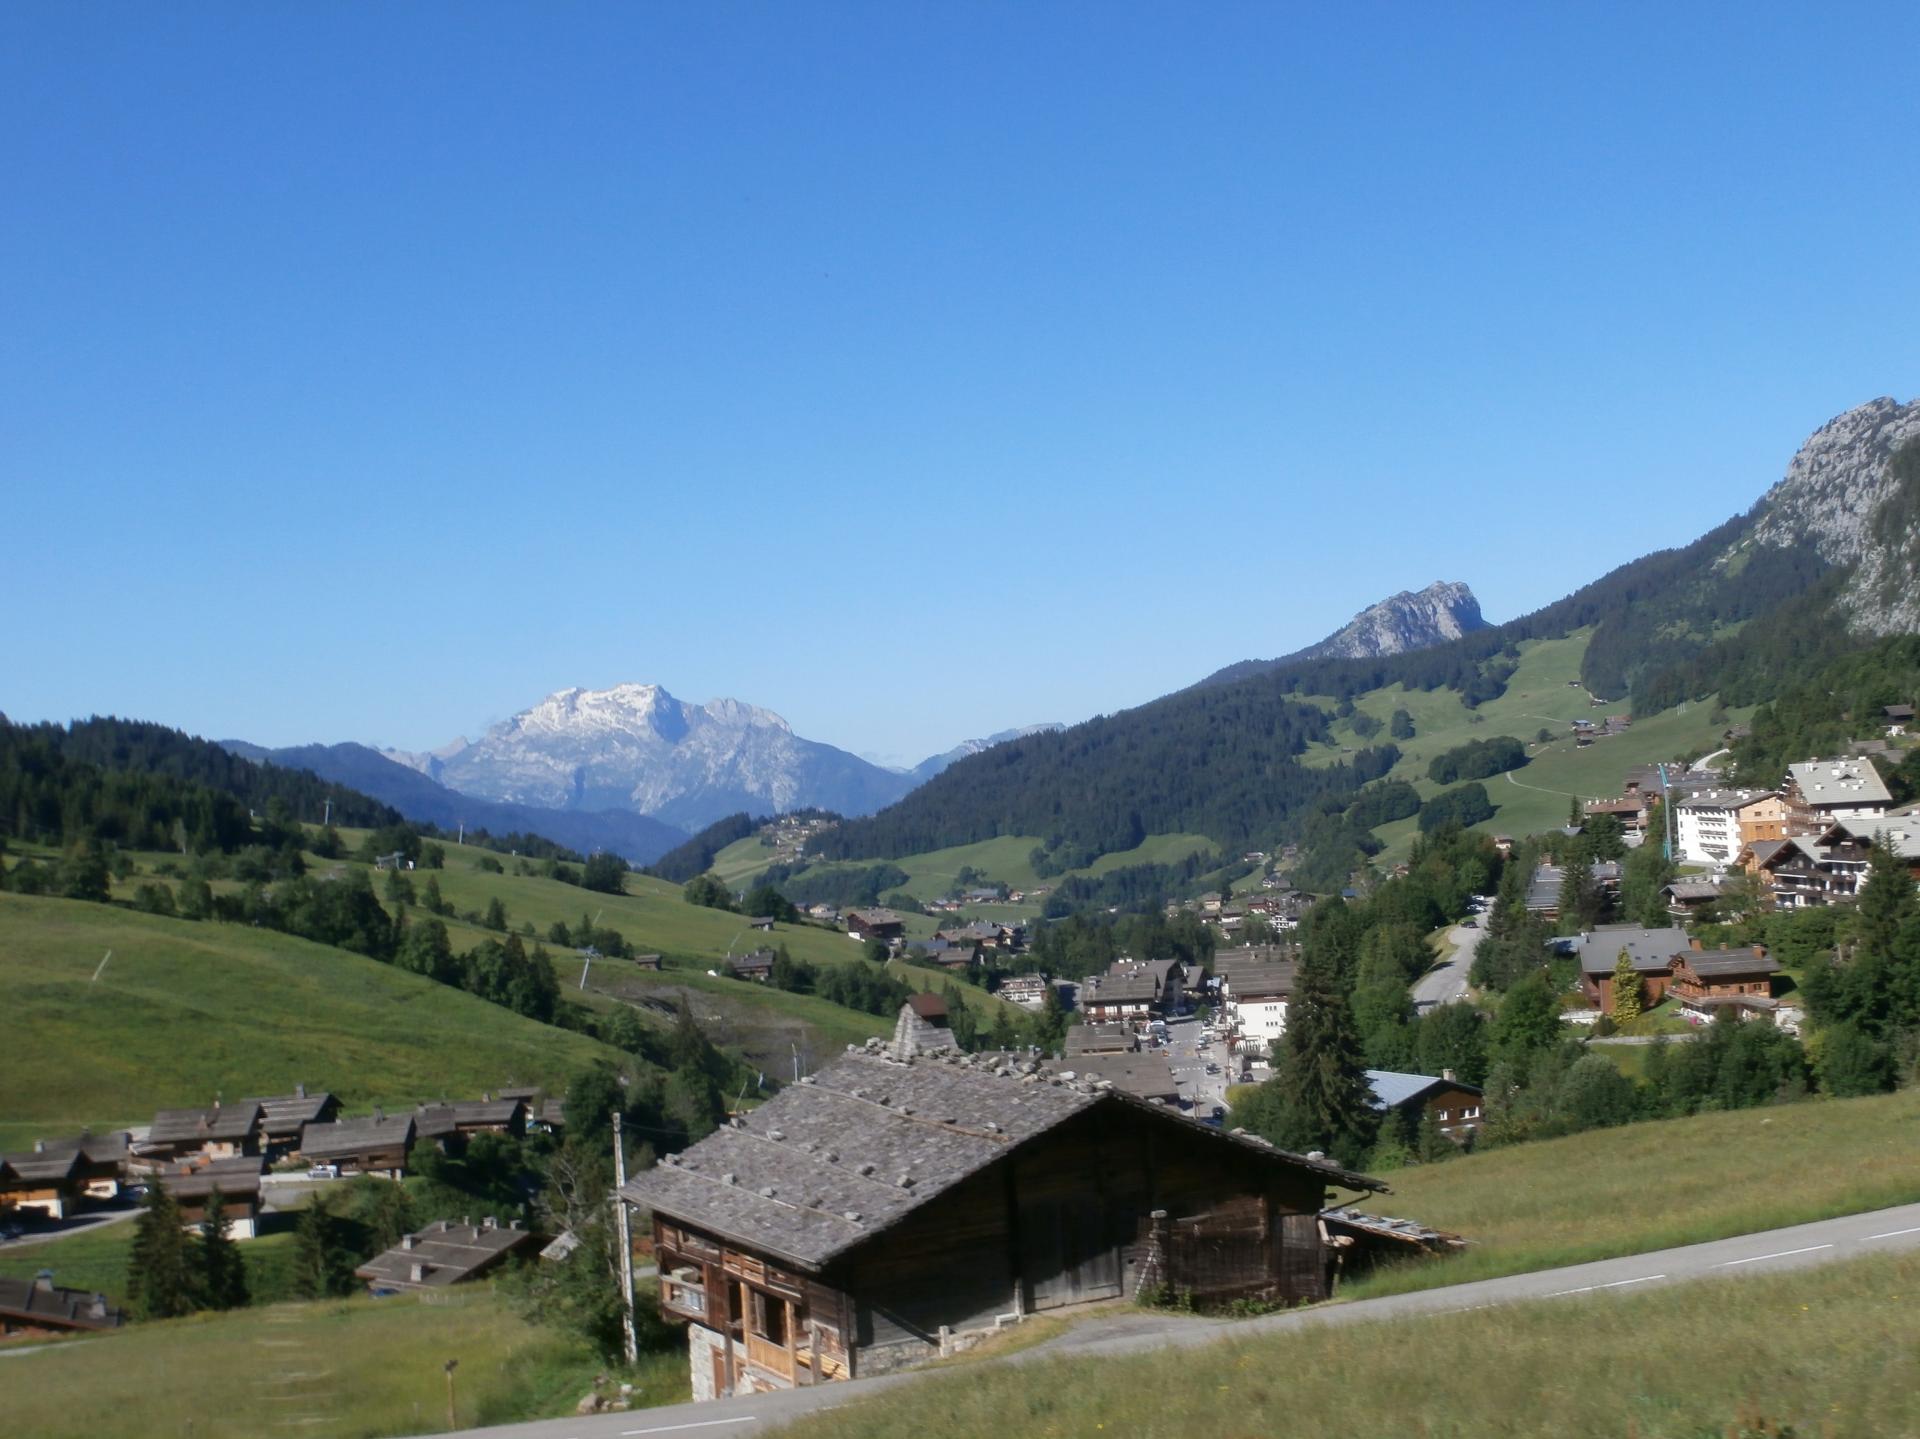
[1198,581,1490,689]
[220,740,687,863]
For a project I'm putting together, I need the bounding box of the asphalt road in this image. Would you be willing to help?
[429,1202,1920,1439]
[1412,921,1483,1011]
[1163,1016,1230,1113]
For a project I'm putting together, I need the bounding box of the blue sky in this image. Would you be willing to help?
[5,4,1917,767]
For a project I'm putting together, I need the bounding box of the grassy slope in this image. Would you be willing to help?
[1,1284,688,1439]
[779,1249,1920,1439]
[0,1221,301,1307]
[0,895,624,1145]
[707,832,1217,916]
[1344,1087,1920,1298]
[1294,633,1745,863]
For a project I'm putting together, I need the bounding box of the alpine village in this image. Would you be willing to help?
[12,12,1920,1439]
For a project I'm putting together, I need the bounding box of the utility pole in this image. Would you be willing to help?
[443,1358,459,1431]
[612,1112,639,1367]
[322,798,332,827]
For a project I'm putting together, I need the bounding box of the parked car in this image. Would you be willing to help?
[307,1164,342,1180]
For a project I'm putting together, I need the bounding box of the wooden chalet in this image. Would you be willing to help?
[626,1044,1382,1402]
[299,1113,416,1178]
[414,1096,527,1152]
[1559,925,1684,1014]
[158,1156,266,1238]
[728,949,777,982]
[0,1274,125,1341]
[1669,944,1778,1022]
[0,1151,84,1221]
[993,974,1052,1010]
[1662,879,1728,921]
[844,909,905,943]
[355,1218,537,1293]
[633,953,665,971]
[141,1102,263,1164]
[1366,1070,1484,1140]
[2,1132,129,1213]
[240,1086,338,1160]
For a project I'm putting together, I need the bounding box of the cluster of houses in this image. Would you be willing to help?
[1573,752,1920,916]
[1552,925,1800,1031]
[1158,886,1315,939]
[1,1086,562,1241]
[0,1083,566,1339]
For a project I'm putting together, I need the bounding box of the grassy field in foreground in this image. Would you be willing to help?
[1343,1087,1920,1299]
[777,1248,1920,1439]
[3,1284,688,1439]
[0,895,624,1143]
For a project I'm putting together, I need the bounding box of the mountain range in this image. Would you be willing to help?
[813,395,1920,868]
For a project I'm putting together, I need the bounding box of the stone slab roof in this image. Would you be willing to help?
[301,1114,416,1160]
[0,1275,125,1332]
[624,1046,1380,1274]
[355,1219,536,1291]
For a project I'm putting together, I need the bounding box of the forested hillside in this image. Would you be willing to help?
[815,688,1396,860]
[822,418,1919,871]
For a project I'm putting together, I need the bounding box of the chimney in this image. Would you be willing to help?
[409,1262,427,1284]
[33,1270,54,1293]
[401,1234,416,1251]
[89,1294,108,1320]
[1691,938,1704,950]
[1754,945,1767,959]
[482,1216,496,1230]
[34,1140,45,1153]
[1442,1068,1457,1083]
[372,1106,384,1122]
[295,1083,306,1100]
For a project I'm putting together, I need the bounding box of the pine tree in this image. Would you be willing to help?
[1558,851,1604,931]
[291,1195,356,1299]
[197,1186,250,1310]
[1610,951,1643,1027]
[126,1183,202,1319]
[1268,944,1377,1164]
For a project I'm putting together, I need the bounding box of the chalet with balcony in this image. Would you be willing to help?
[1669,944,1778,1022]
[1556,924,1684,1014]
[627,1045,1383,1402]
[727,949,778,982]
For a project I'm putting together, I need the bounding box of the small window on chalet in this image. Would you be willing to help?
[1437,1109,1450,1121]
[750,1288,788,1346]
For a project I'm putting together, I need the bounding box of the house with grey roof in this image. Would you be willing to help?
[1785,757,1891,833]
[1552,924,1686,1014]
[0,1273,125,1339]
[626,1043,1383,1402]
[355,1218,537,1293]
[299,1113,416,1178]
[141,1102,264,1164]
[239,1086,338,1160]
[1365,1070,1485,1141]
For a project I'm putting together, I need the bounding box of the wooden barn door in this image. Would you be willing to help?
[1275,1212,1328,1302]
[1021,1198,1122,1309]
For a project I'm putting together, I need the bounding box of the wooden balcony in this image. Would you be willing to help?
[746,1333,796,1381]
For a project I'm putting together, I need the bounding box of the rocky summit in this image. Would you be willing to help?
[390,683,916,832]
[1292,580,1490,662]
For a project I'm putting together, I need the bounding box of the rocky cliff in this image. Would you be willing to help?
[1741,396,1920,637]
[1293,580,1490,661]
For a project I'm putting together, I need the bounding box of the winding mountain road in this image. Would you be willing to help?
[1412,921,1483,1011]
[415,1203,1920,1439]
